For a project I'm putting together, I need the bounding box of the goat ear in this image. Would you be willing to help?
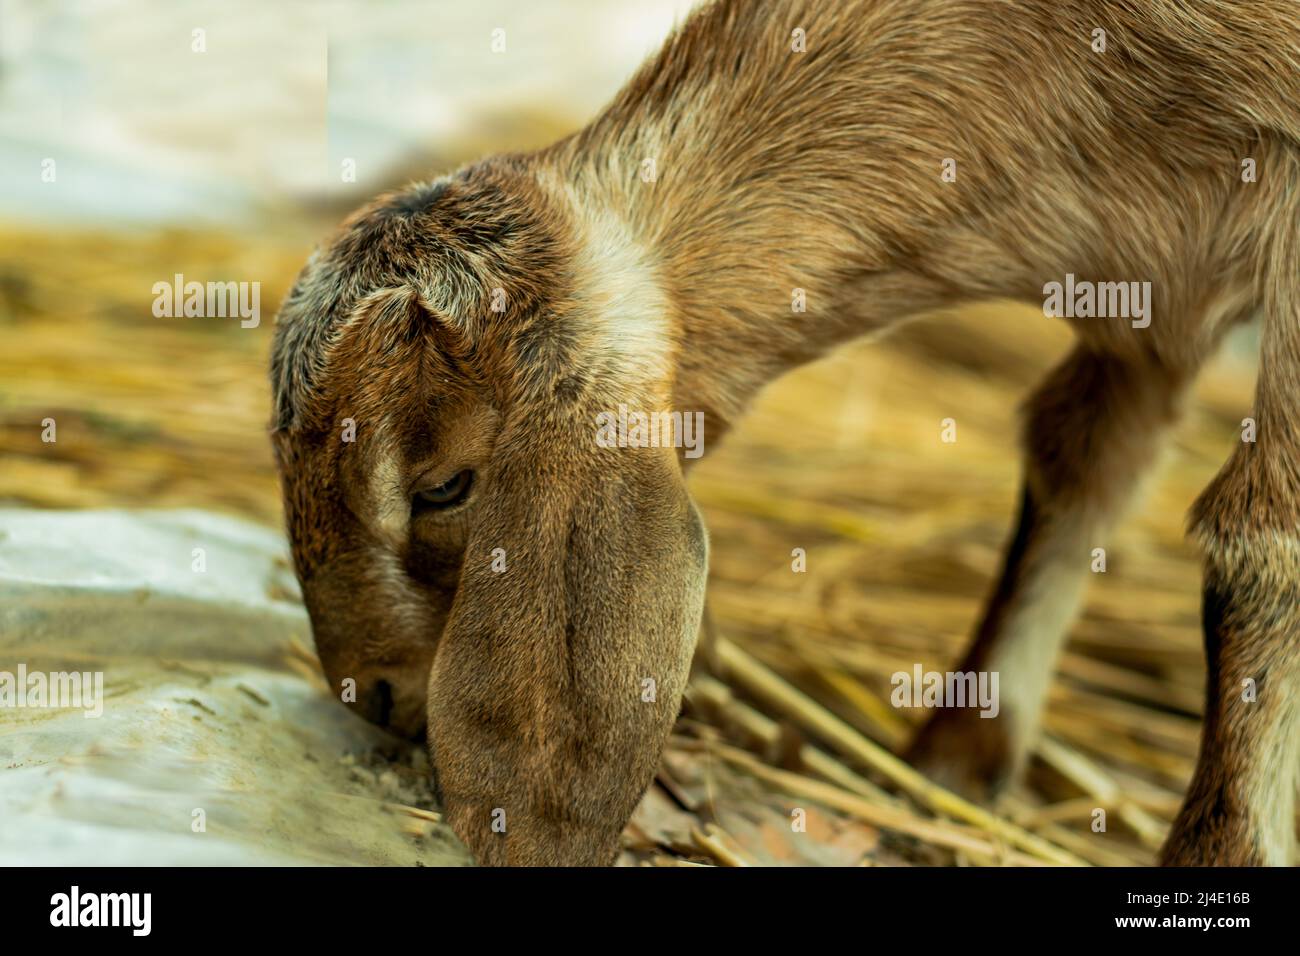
[427,409,708,865]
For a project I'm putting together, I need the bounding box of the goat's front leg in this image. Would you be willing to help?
[907,346,1190,799]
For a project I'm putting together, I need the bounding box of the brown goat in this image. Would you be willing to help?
[270,0,1300,865]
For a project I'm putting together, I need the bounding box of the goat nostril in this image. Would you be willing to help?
[366,680,395,727]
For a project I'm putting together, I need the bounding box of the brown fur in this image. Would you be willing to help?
[271,0,1300,865]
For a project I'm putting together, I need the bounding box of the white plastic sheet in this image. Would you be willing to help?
[0,509,469,866]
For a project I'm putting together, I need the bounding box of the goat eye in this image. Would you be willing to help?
[413,470,473,512]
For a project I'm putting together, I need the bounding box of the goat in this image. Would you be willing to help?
[270,0,1300,865]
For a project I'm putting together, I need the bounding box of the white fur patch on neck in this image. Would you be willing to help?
[550,174,676,404]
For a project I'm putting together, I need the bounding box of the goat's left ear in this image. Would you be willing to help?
[427,411,708,865]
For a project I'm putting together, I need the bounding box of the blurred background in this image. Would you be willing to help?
[0,0,1263,865]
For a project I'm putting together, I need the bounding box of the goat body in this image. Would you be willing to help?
[271,0,1300,865]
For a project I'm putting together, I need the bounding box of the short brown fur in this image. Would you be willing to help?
[272,0,1300,865]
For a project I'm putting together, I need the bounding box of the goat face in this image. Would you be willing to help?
[270,159,708,861]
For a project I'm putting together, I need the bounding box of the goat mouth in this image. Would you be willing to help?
[366,679,396,727]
